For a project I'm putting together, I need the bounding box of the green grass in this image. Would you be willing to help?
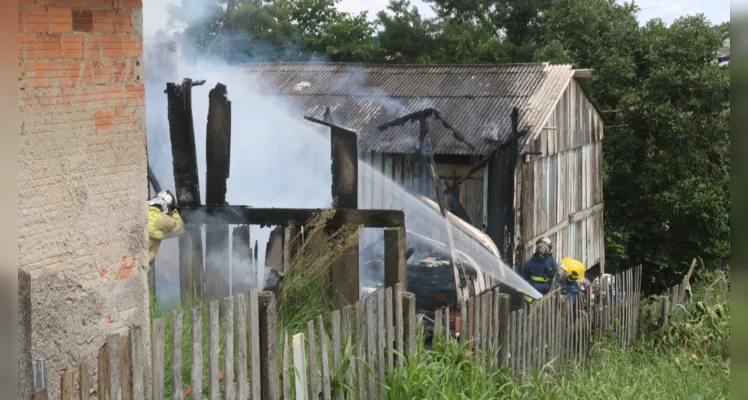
[386,269,731,400]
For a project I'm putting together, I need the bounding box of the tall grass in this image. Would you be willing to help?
[386,270,730,400]
[148,209,362,398]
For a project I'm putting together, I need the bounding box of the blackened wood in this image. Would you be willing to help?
[383,227,407,290]
[205,83,232,299]
[330,125,358,209]
[232,225,252,290]
[166,78,204,301]
[259,291,280,400]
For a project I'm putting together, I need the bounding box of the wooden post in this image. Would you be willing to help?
[190,309,202,400]
[60,370,74,400]
[248,290,262,400]
[497,294,510,370]
[232,226,253,291]
[259,291,280,400]
[166,78,204,302]
[658,295,670,329]
[383,227,407,290]
[402,292,417,356]
[106,334,122,400]
[207,301,220,400]
[292,333,308,400]
[330,125,360,308]
[205,83,232,300]
[79,360,90,400]
[151,319,165,400]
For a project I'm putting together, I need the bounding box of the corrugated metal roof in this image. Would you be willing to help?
[240,63,575,155]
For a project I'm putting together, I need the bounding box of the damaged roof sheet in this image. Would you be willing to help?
[241,62,575,155]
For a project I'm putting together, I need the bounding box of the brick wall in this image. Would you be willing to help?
[17,0,149,398]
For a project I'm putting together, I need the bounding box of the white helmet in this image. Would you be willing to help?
[535,237,552,255]
[149,190,176,214]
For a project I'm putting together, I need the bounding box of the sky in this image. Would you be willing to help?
[142,0,732,38]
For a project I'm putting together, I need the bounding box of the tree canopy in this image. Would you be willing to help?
[163,0,730,285]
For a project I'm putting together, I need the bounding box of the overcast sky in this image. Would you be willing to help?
[142,0,732,38]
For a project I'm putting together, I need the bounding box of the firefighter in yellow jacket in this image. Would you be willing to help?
[147,190,185,266]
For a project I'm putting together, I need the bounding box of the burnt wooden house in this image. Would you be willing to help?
[242,63,606,274]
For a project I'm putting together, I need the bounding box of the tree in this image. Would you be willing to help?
[603,15,729,283]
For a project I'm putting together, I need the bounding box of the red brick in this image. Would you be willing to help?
[37,0,58,5]
[19,0,36,5]
[113,11,132,33]
[123,0,141,8]
[23,7,48,33]
[101,34,122,58]
[48,8,72,33]
[18,7,24,33]
[95,109,114,131]
[61,34,84,59]
[83,0,112,8]
[18,34,39,60]
[72,9,93,32]
[122,34,141,57]
[59,0,84,6]
[91,10,114,32]
[37,34,62,59]
[84,34,102,58]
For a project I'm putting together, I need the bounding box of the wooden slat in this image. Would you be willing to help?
[248,289,262,400]
[282,332,291,400]
[459,300,468,346]
[434,308,443,342]
[171,311,183,400]
[443,306,451,342]
[151,319,164,400]
[106,334,122,400]
[293,333,308,400]
[222,297,235,400]
[481,294,489,369]
[376,291,386,397]
[342,305,354,395]
[517,308,525,377]
[394,284,403,366]
[189,309,202,400]
[61,370,74,400]
[236,294,248,400]
[79,360,90,400]
[384,287,394,372]
[318,315,332,400]
[497,294,510,371]
[366,296,376,400]
[120,334,131,400]
[258,290,283,397]
[355,301,364,400]
[331,310,342,385]
[402,293,417,356]
[33,389,47,400]
[307,320,319,398]
[207,301,220,400]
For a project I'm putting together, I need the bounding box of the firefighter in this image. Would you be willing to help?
[147,190,185,267]
[520,237,558,304]
[558,259,585,304]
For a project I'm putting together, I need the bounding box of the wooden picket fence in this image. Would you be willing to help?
[35,267,643,400]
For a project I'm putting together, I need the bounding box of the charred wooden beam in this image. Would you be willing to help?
[166,77,204,301]
[178,207,404,228]
[486,107,520,268]
[232,225,252,290]
[330,124,360,307]
[204,83,232,299]
[330,125,358,209]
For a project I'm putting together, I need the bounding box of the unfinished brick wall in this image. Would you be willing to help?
[17,0,149,398]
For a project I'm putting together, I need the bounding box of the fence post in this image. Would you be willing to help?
[129,326,145,400]
[402,292,417,356]
[658,295,670,329]
[384,227,407,290]
[259,291,280,400]
[497,294,510,370]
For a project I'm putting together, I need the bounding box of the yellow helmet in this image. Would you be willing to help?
[564,259,585,282]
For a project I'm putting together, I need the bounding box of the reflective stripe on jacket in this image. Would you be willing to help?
[521,253,558,295]
[148,206,185,265]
